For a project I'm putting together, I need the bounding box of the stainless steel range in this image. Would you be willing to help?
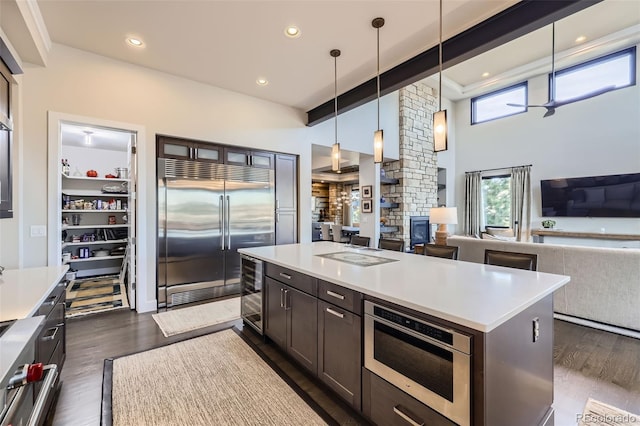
[0,317,59,426]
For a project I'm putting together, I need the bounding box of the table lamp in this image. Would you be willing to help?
[430,207,458,246]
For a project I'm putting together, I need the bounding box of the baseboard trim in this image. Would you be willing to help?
[554,314,640,340]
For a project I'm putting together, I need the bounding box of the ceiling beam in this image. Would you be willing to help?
[306,0,603,126]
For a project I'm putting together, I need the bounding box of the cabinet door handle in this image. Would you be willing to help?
[279,272,291,280]
[393,405,424,426]
[284,289,290,310]
[326,290,345,300]
[326,307,344,319]
[42,327,59,342]
[280,288,284,308]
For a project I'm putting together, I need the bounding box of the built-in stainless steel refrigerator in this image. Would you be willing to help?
[157,158,274,308]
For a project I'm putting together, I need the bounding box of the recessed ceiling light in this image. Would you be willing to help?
[575,35,587,43]
[482,72,490,78]
[127,37,144,47]
[284,26,301,38]
[256,78,269,86]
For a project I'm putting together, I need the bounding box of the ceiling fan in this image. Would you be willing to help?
[507,22,613,118]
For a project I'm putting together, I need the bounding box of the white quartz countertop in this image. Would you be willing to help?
[239,242,570,332]
[0,265,69,321]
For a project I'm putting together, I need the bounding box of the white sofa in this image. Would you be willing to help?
[447,235,640,332]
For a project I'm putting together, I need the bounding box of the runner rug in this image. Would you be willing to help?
[65,276,129,318]
[579,398,640,426]
[103,329,329,426]
[152,297,241,337]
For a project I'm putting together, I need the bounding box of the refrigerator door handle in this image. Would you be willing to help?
[226,195,231,249]
[219,195,225,250]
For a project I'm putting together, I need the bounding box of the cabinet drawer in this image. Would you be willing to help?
[36,304,65,367]
[362,369,457,426]
[265,263,316,296]
[36,281,66,317]
[318,280,362,315]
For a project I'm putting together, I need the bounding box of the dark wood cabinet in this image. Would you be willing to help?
[0,59,13,218]
[224,147,273,169]
[264,271,318,375]
[318,300,362,410]
[363,369,457,426]
[275,154,298,245]
[264,277,287,348]
[33,278,67,419]
[157,136,221,163]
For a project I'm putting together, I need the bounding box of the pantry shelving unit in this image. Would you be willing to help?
[61,173,130,279]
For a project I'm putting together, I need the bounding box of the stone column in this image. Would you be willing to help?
[381,81,438,245]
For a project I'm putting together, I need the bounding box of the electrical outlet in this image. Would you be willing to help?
[532,317,540,342]
[30,225,47,237]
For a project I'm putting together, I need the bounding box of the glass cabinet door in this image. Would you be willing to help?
[250,152,273,169]
[158,138,192,160]
[194,143,221,163]
[224,148,249,166]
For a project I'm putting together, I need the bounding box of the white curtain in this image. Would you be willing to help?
[511,166,531,241]
[463,171,482,237]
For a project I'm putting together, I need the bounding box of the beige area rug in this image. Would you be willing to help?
[109,329,328,426]
[152,297,241,337]
[65,276,129,318]
[579,398,640,426]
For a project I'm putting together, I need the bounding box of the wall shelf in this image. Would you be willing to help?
[62,209,127,213]
[531,229,640,242]
[62,173,129,183]
[62,189,128,197]
[67,255,124,263]
[380,226,399,233]
[380,177,399,185]
[380,202,399,208]
[62,239,127,249]
[63,224,129,230]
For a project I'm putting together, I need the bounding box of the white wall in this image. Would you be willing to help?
[454,48,640,236]
[308,92,400,160]
[15,43,312,311]
[61,145,128,178]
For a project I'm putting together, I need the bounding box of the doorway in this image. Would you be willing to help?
[47,112,145,313]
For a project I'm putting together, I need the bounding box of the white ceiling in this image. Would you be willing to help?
[60,122,131,152]
[8,0,639,173]
[35,0,521,112]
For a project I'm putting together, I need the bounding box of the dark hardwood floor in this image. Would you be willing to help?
[51,310,640,426]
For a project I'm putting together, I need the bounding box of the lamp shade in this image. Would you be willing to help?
[430,207,458,225]
[434,110,448,152]
[331,142,341,172]
[373,129,384,163]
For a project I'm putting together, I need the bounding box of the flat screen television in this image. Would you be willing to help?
[540,172,640,218]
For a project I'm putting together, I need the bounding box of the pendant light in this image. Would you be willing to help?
[372,17,384,164]
[330,49,341,172]
[433,0,448,152]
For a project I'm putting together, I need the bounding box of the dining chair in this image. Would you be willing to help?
[350,235,371,247]
[331,224,350,243]
[378,238,404,252]
[424,244,459,260]
[320,223,332,241]
[484,249,537,271]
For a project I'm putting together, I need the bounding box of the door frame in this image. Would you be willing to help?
[47,111,149,312]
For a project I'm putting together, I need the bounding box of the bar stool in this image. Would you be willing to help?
[379,238,404,251]
[350,235,371,247]
[320,223,332,241]
[484,249,537,271]
[331,224,350,243]
[424,244,459,260]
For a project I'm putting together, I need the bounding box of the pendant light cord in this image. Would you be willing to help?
[334,54,338,144]
[550,22,556,101]
[438,0,443,111]
[376,26,381,130]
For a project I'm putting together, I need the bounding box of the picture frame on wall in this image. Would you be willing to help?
[362,185,372,198]
[362,198,373,213]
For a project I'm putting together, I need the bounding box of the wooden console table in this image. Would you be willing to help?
[531,229,640,243]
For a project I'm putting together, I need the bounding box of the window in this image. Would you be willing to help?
[482,175,511,227]
[471,82,527,124]
[552,47,636,103]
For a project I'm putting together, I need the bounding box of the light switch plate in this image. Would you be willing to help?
[30,225,47,237]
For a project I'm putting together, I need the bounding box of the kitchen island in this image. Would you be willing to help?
[0,265,69,425]
[239,242,570,426]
